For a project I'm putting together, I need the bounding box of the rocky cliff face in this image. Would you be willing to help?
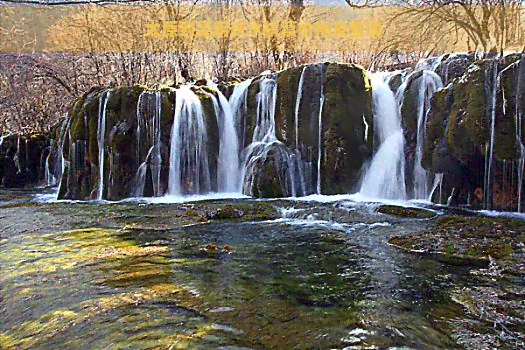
[53,84,224,200]
[422,54,525,210]
[7,55,524,211]
[244,63,373,197]
[2,62,372,201]
[0,133,48,188]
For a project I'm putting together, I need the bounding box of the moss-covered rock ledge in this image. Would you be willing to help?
[388,215,525,274]
[377,204,436,219]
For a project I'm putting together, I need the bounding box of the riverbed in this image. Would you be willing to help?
[0,188,523,349]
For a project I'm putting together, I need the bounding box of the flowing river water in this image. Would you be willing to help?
[1,188,524,349]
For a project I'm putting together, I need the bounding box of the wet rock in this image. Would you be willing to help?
[423,54,525,210]
[434,52,475,85]
[389,214,525,272]
[377,204,436,219]
[205,206,244,220]
[387,68,411,92]
[0,133,48,188]
[321,63,373,194]
[247,148,285,198]
[201,242,218,252]
[217,79,240,99]
[194,78,207,86]
[247,62,374,196]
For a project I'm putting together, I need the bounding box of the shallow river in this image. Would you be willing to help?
[0,190,523,349]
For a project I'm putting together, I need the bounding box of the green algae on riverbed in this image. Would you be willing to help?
[0,225,366,349]
[33,200,279,231]
[388,215,525,274]
[388,214,525,348]
[0,228,212,349]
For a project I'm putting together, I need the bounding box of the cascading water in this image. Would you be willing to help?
[316,80,325,195]
[484,62,499,210]
[359,73,406,199]
[229,78,253,153]
[239,74,279,194]
[168,86,211,196]
[208,83,240,193]
[131,91,163,197]
[517,58,525,212]
[415,56,442,72]
[239,74,309,197]
[292,63,324,196]
[97,91,110,200]
[47,115,71,191]
[295,67,306,149]
[412,70,443,199]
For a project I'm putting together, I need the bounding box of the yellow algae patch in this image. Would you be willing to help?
[104,321,215,350]
[104,268,165,282]
[0,227,217,349]
[0,334,17,350]
[0,283,206,349]
[92,245,169,260]
[2,228,170,280]
[15,287,32,296]
[170,257,216,266]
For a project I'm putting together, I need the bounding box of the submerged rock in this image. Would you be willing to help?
[206,206,244,220]
[377,204,436,219]
[389,214,525,272]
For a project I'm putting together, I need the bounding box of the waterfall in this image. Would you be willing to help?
[97,91,110,200]
[229,78,253,153]
[412,70,443,199]
[131,91,163,197]
[150,91,162,197]
[430,173,444,204]
[484,63,500,210]
[517,58,525,212]
[359,73,406,199]
[49,115,71,192]
[239,74,308,197]
[208,83,240,193]
[252,75,278,143]
[239,74,279,194]
[317,84,324,195]
[295,67,306,149]
[292,63,324,195]
[168,86,211,196]
[44,152,52,187]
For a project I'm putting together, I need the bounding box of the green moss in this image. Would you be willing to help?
[443,58,522,163]
[68,90,94,142]
[357,64,372,93]
[0,202,41,209]
[377,204,436,219]
[248,153,283,199]
[389,214,525,270]
[217,80,238,98]
[244,77,261,146]
[321,63,373,194]
[422,86,454,171]
[400,70,423,137]
[275,65,304,144]
[444,65,487,165]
